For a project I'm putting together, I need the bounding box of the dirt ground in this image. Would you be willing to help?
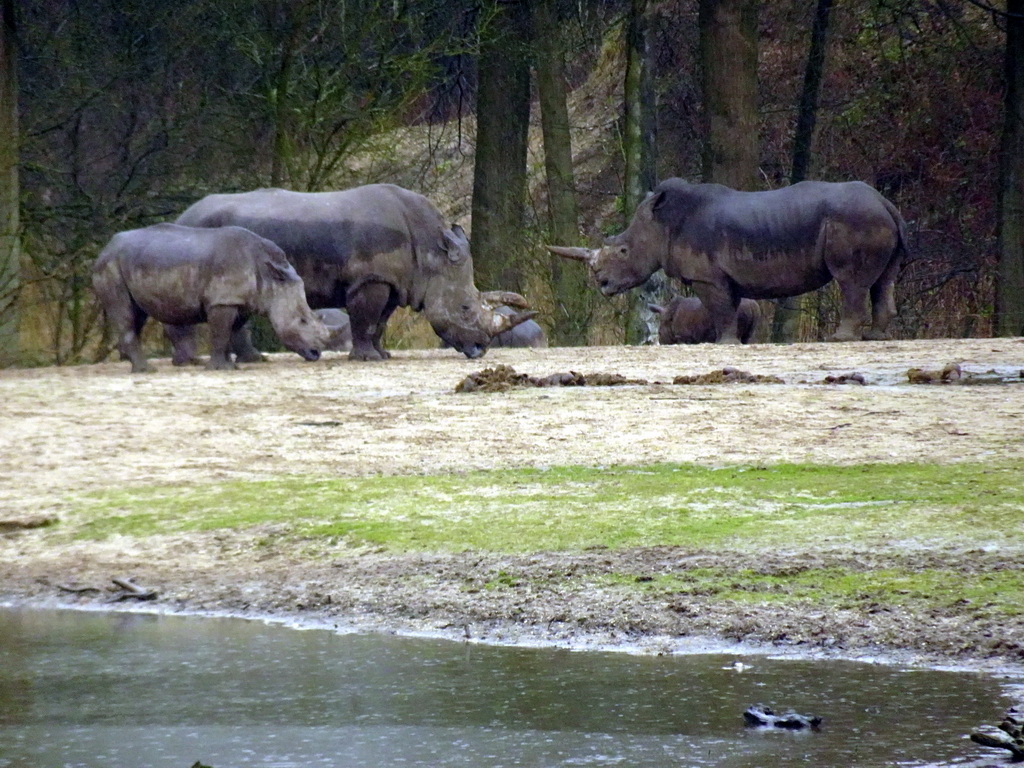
[1,336,1023,670]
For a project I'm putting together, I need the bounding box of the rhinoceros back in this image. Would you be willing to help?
[175,186,433,308]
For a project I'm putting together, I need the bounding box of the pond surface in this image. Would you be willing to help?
[0,608,1016,768]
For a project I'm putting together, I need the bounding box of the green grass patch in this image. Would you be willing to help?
[68,461,1024,554]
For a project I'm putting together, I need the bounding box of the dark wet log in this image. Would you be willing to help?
[970,705,1024,761]
[970,727,1024,760]
[744,704,822,730]
[0,515,56,532]
[111,577,158,601]
[54,583,101,594]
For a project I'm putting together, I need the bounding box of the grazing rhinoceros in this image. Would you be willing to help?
[442,305,547,349]
[548,179,907,343]
[92,223,328,372]
[175,184,534,360]
[649,296,761,345]
[314,308,353,352]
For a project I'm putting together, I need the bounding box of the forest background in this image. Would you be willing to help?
[1,0,1022,366]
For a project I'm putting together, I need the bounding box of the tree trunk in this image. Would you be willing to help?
[270,0,308,188]
[996,0,1024,337]
[772,0,833,343]
[623,0,667,345]
[532,0,589,345]
[471,0,531,294]
[0,0,18,366]
[698,0,758,190]
[790,0,832,186]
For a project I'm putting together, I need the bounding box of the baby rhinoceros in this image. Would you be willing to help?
[313,308,353,352]
[650,296,761,345]
[93,223,329,372]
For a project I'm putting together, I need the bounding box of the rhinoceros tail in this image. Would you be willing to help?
[881,197,909,266]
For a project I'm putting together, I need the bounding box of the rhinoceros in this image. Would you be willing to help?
[92,223,328,372]
[313,308,353,352]
[175,184,533,360]
[441,305,547,349]
[548,179,907,343]
[490,306,548,348]
[649,296,761,345]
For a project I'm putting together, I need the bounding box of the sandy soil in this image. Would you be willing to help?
[1,337,1023,669]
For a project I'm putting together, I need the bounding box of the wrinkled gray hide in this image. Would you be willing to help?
[650,296,761,344]
[549,180,907,343]
[176,185,533,360]
[92,223,328,372]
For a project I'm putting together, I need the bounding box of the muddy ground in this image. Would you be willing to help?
[1,337,1023,670]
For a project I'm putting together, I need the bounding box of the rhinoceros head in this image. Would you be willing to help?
[421,225,536,359]
[260,252,330,361]
[547,191,668,296]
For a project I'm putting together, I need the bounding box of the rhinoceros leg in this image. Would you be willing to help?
[229,324,267,363]
[693,281,742,344]
[831,277,870,341]
[865,259,900,340]
[121,307,153,373]
[95,271,152,372]
[347,281,394,361]
[206,305,241,370]
[163,324,201,366]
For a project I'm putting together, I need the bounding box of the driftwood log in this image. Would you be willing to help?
[970,705,1024,761]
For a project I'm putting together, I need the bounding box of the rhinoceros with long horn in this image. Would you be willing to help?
[92,223,329,372]
[175,184,534,360]
[649,296,761,345]
[548,179,907,343]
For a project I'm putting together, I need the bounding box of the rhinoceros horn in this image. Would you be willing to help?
[546,245,598,265]
[481,290,531,310]
[489,309,538,336]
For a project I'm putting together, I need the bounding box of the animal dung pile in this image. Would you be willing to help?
[907,362,962,384]
[455,365,786,393]
[455,365,646,393]
[672,367,783,385]
[822,372,867,385]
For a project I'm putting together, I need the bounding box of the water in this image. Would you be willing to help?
[0,608,1016,768]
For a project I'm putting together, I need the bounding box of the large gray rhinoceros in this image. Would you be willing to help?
[548,179,907,343]
[650,296,761,345]
[175,184,534,360]
[92,223,328,372]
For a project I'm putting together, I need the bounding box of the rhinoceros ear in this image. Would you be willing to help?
[264,257,300,283]
[440,227,470,263]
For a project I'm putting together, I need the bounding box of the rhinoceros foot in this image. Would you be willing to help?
[205,358,239,371]
[349,347,388,362]
[234,351,268,363]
